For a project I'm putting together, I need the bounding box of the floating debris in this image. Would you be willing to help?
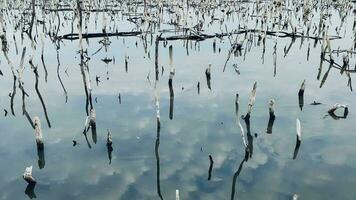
[328,104,348,119]
[101,57,113,64]
[310,101,322,105]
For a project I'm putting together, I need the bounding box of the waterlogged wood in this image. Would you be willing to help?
[33,117,43,147]
[59,31,143,40]
[298,80,305,110]
[23,166,36,183]
[235,94,247,148]
[328,104,349,119]
[246,82,257,115]
[168,45,175,120]
[205,64,212,90]
[197,81,200,94]
[154,89,163,200]
[230,150,248,200]
[157,29,342,42]
[90,109,97,144]
[208,155,214,181]
[266,99,276,134]
[32,66,51,128]
[296,118,301,141]
[107,130,113,164]
[293,118,302,159]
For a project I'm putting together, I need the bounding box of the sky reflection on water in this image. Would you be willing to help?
[0,1,356,199]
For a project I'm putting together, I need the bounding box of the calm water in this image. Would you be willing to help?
[0,0,356,199]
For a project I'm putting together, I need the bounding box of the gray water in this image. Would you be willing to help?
[0,0,355,199]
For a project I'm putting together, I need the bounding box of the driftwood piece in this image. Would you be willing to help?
[59,31,143,40]
[328,104,348,119]
[157,29,342,42]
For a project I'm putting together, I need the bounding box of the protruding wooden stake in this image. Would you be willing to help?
[298,80,305,110]
[293,118,302,159]
[23,166,36,183]
[90,109,97,144]
[107,130,113,164]
[205,64,212,90]
[266,99,276,134]
[33,117,43,148]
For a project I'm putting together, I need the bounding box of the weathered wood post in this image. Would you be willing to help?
[33,117,43,149]
[90,109,97,144]
[235,93,247,148]
[24,165,37,198]
[293,118,302,160]
[243,82,257,159]
[298,80,305,110]
[168,45,175,120]
[33,111,45,170]
[205,64,211,90]
[107,130,113,164]
[266,99,276,134]
[208,155,214,180]
[23,166,36,183]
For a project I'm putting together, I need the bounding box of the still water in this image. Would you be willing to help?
[0,0,356,199]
